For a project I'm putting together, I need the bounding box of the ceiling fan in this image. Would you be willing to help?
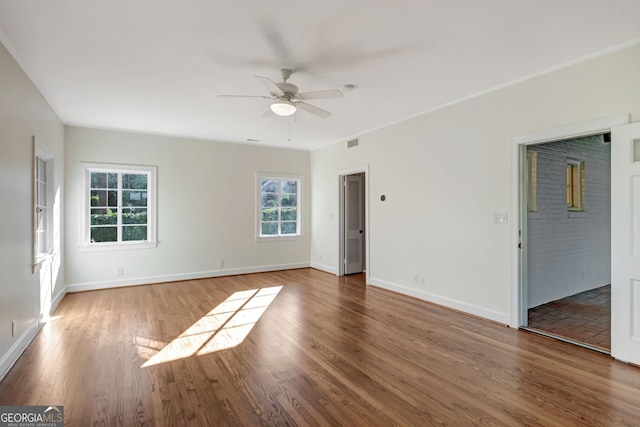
[219,69,343,118]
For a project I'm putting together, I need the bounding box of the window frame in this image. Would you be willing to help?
[33,137,54,269]
[566,158,585,211]
[81,162,158,251]
[256,173,303,241]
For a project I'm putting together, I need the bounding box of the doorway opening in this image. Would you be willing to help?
[511,115,629,354]
[337,166,368,279]
[524,134,611,353]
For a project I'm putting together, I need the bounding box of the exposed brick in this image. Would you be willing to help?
[527,135,611,307]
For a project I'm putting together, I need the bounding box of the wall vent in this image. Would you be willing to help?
[347,138,359,148]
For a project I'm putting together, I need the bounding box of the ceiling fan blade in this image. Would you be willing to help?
[255,76,284,96]
[296,101,331,118]
[218,94,272,99]
[297,89,344,100]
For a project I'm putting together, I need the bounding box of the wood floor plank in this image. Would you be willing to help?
[2,268,640,426]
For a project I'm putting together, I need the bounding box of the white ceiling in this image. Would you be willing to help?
[1,1,640,150]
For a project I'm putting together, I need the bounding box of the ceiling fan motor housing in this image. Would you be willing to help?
[276,82,298,98]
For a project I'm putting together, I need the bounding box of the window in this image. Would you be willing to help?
[33,139,53,265]
[83,163,157,248]
[566,159,584,211]
[526,151,537,212]
[257,174,301,238]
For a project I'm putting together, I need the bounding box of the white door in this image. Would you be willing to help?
[611,122,640,364]
[345,174,364,274]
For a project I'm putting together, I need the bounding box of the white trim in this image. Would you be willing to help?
[256,172,303,240]
[0,320,42,382]
[369,277,509,325]
[78,241,158,252]
[337,165,370,284]
[310,262,337,275]
[50,288,66,315]
[66,262,310,293]
[509,114,629,328]
[320,40,640,150]
[80,162,158,249]
[33,136,54,273]
[512,114,629,145]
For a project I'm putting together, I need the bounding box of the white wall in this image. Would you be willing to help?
[310,43,640,324]
[0,42,65,377]
[65,127,310,289]
[527,136,611,307]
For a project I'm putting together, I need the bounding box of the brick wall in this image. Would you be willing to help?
[527,134,611,308]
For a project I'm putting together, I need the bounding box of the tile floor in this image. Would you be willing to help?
[527,284,611,351]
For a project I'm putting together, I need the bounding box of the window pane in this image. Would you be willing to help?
[281,207,296,221]
[281,180,297,194]
[261,208,278,222]
[123,225,147,241]
[123,208,147,224]
[91,190,107,206]
[261,222,278,235]
[37,158,46,180]
[565,166,572,205]
[91,208,117,225]
[91,226,117,243]
[281,222,297,234]
[108,173,118,188]
[36,208,45,231]
[261,180,278,193]
[280,194,297,207]
[261,193,279,207]
[91,172,106,188]
[123,190,148,207]
[36,230,45,255]
[107,190,118,207]
[37,182,47,206]
[123,174,147,190]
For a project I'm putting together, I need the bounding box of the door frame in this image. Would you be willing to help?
[509,114,628,329]
[337,165,370,282]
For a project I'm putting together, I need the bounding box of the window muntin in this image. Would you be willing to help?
[84,163,156,248]
[258,175,301,238]
[566,159,584,211]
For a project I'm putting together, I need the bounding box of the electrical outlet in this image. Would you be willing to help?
[217,259,224,268]
[11,319,16,337]
[117,266,124,276]
[419,276,425,286]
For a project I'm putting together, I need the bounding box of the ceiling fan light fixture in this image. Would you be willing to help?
[270,99,296,116]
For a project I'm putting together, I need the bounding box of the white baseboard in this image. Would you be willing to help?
[66,262,311,293]
[310,262,337,275]
[368,277,510,325]
[50,288,66,314]
[0,319,41,382]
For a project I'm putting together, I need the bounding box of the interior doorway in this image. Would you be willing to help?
[337,166,368,278]
[523,133,611,352]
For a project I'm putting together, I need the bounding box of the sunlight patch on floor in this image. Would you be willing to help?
[141,286,282,367]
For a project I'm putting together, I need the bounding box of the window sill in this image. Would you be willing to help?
[79,241,158,252]
[567,211,587,218]
[256,235,303,242]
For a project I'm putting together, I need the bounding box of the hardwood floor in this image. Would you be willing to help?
[1,268,640,426]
